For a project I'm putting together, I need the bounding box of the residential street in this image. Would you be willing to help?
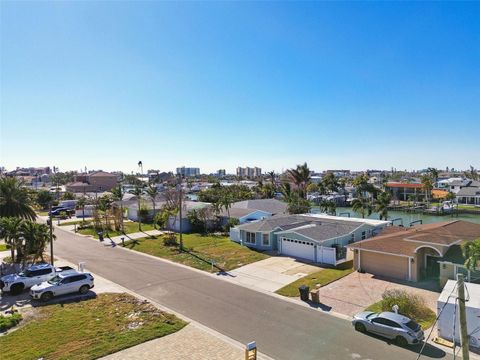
[53,227,453,360]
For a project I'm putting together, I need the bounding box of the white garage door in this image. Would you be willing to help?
[280,237,315,261]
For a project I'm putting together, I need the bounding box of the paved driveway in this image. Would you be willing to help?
[228,256,321,292]
[318,271,440,317]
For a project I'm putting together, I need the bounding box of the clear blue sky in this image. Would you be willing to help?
[1,1,479,174]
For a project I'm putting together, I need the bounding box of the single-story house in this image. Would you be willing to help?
[456,185,480,206]
[219,198,287,224]
[126,200,212,232]
[230,214,389,266]
[347,220,480,285]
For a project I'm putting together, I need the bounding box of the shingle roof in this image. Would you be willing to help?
[231,199,287,215]
[236,214,364,241]
[456,187,480,197]
[348,220,480,257]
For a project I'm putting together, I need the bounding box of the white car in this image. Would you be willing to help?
[0,263,76,295]
[30,272,94,302]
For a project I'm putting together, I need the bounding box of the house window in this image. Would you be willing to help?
[361,231,366,240]
[262,234,270,246]
[349,234,355,243]
[245,232,256,244]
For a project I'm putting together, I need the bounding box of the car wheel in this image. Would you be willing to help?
[79,285,89,294]
[41,292,53,302]
[355,323,366,333]
[10,283,24,295]
[396,336,408,347]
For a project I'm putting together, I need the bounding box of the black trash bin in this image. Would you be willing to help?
[98,231,104,242]
[299,285,310,301]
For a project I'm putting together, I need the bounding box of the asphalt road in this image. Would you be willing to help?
[53,227,452,360]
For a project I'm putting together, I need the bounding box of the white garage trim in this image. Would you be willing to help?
[280,237,315,262]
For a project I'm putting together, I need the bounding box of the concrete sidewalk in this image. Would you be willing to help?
[55,221,163,245]
[101,323,244,360]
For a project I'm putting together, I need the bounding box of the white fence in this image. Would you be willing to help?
[230,227,241,243]
[317,246,336,265]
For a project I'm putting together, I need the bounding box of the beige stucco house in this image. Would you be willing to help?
[347,220,480,286]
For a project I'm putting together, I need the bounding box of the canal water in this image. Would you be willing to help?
[311,206,480,226]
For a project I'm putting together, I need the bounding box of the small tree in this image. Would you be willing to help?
[60,191,75,200]
[463,239,480,271]
[36,190,54,210]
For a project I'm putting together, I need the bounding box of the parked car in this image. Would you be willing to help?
[0,263,76,295]
[49,207,74,217]
[352,311,424,346]
[30,272,94,302]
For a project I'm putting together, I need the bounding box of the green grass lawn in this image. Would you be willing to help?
[0,243,9,252]
[0,293,186,360]
[275,261,354,297]
[78,222,155,238]
[36,211,49,216]
[58,220,92,227]
[125,233,269,272]
[365,301,436,330]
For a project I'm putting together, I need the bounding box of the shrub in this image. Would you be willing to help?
[379,289,431,320]
[163,233,178,247]
[223,218,239,233]
[0,313,22,331]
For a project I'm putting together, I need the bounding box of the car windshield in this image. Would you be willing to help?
[18,270,31,277]
[406,320,420,331]
[47,276,62,285]
[366,313,377,319]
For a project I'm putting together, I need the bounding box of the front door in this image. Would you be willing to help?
[426,256,440,278]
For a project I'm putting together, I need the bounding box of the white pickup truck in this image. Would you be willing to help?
[0,263,76,295]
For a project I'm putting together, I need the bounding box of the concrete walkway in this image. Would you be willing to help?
[56,222,163,245]
[228,256,321,292]
[102,323,243,360]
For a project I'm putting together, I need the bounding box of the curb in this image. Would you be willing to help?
[56,226,352,322]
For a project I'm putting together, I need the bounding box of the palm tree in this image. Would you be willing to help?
[320,199,336,215]
[21,221,55,264]
[132,186,143,231]
[375,191,392,220]
[464,165,479,181]
[145,185,159,228]
[0,217,23,262]
[351,196,373,219]
[0,177,36,220]
[110,185,124,231]
[287,163,311,199]
[220,192,232,218]
[421,175,433,205]
[427,167,439,187]
[267,171,276,189]
[462,239,480,271]
[77,196,87,224]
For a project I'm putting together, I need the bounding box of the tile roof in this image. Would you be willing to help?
[348,220,480,257]
[456,187,480,197]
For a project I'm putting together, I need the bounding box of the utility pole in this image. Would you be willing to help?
[457,273,470,360]
[48,211,54,266]
[178,177,183,251]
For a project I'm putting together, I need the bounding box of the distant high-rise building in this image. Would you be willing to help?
[236,166,262,178]
[217,169,226,177]
[176,167,200,177]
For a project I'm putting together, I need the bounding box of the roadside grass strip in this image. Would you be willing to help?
[275,261,354,297]
[0,293,186,360]
[126,233,269,272]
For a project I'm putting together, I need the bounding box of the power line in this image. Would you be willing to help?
[416,283,458,360]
